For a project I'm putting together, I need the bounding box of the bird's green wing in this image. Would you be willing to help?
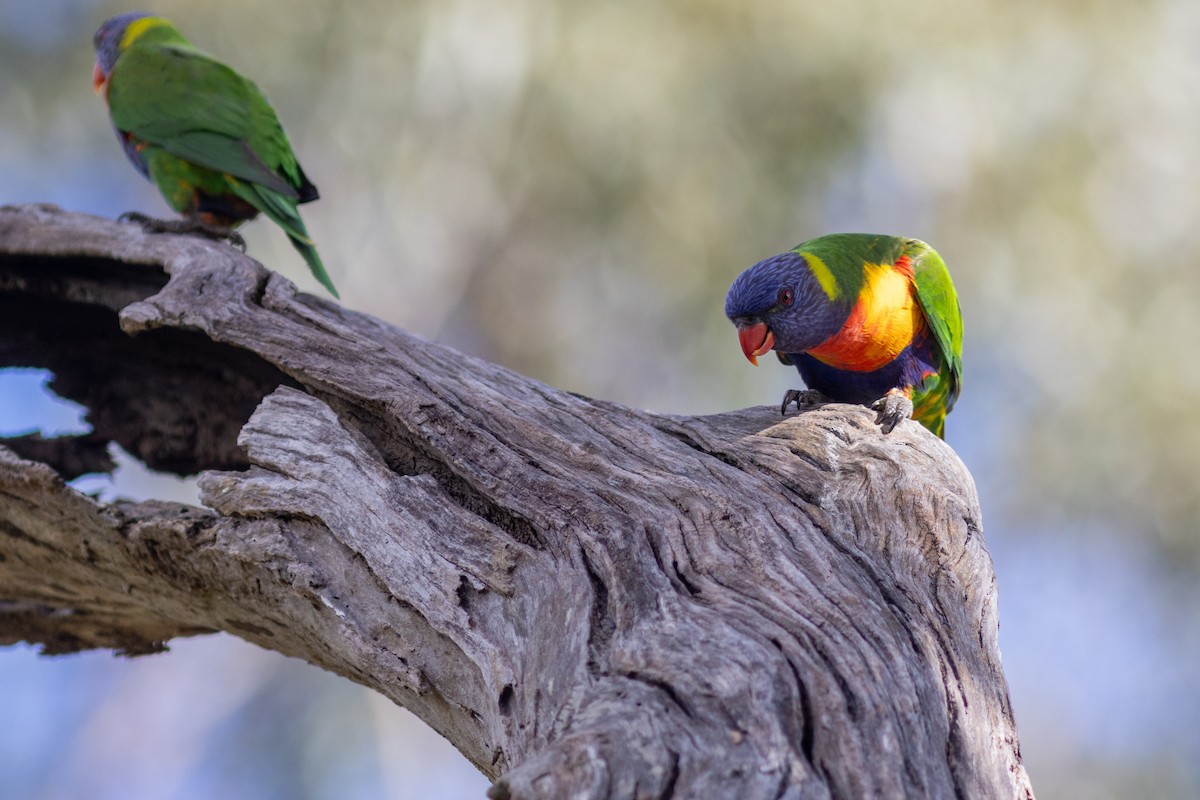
[107,42,305,198]
[904,238,963,406]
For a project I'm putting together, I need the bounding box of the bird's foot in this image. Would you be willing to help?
[781,388,829,415]
[870,389,914,434]
[118,212,247,252]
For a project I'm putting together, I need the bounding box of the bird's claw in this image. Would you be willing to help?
[117,213,247,252]
[781,388,829,415]
[219,229,247,252]
[870,390,914,434]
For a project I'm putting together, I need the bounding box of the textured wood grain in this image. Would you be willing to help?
[0,204,1033,799]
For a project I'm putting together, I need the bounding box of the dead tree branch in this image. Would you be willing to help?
[0,204,1033,799]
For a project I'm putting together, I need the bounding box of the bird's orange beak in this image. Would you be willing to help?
[92,62,107,95]
[737,322,774,366]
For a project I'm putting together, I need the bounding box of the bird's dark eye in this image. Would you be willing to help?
[778,288,794,307]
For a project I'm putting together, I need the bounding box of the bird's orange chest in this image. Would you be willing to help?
[806,257,925,372]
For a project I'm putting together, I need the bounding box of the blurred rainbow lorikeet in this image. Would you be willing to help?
[725,234,962,438]
[92,12,337,297]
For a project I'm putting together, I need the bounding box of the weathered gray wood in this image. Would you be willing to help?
[0,204,1034,799]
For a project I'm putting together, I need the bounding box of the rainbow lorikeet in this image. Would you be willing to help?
[91,13,338,297]
[725,234,962,438]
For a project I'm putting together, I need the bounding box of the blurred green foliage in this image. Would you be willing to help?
[2,0,1199,797]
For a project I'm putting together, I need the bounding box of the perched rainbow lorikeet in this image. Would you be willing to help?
[725,234,962,438]
[92,12,338,297]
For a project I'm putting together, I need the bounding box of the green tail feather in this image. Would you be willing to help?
[912,365,954,439]
[290,236,339,298]
[232,179,339,297]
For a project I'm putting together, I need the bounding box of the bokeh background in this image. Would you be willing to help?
[2,0,1199,797]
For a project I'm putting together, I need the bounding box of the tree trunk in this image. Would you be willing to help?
[0,203,1033,799]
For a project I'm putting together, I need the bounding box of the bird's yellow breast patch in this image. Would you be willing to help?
[806,260,923,371]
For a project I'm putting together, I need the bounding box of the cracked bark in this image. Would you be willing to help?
[0,204,1034,799]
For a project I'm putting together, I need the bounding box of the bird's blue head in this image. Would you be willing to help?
[724,251,848,364]
[92,12,153,92]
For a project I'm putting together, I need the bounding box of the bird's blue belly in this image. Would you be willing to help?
[788,331,940,404]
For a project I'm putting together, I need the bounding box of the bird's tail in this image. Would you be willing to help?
[289,235,339,299]
[235,181,340,298]
[912,370,951,439]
